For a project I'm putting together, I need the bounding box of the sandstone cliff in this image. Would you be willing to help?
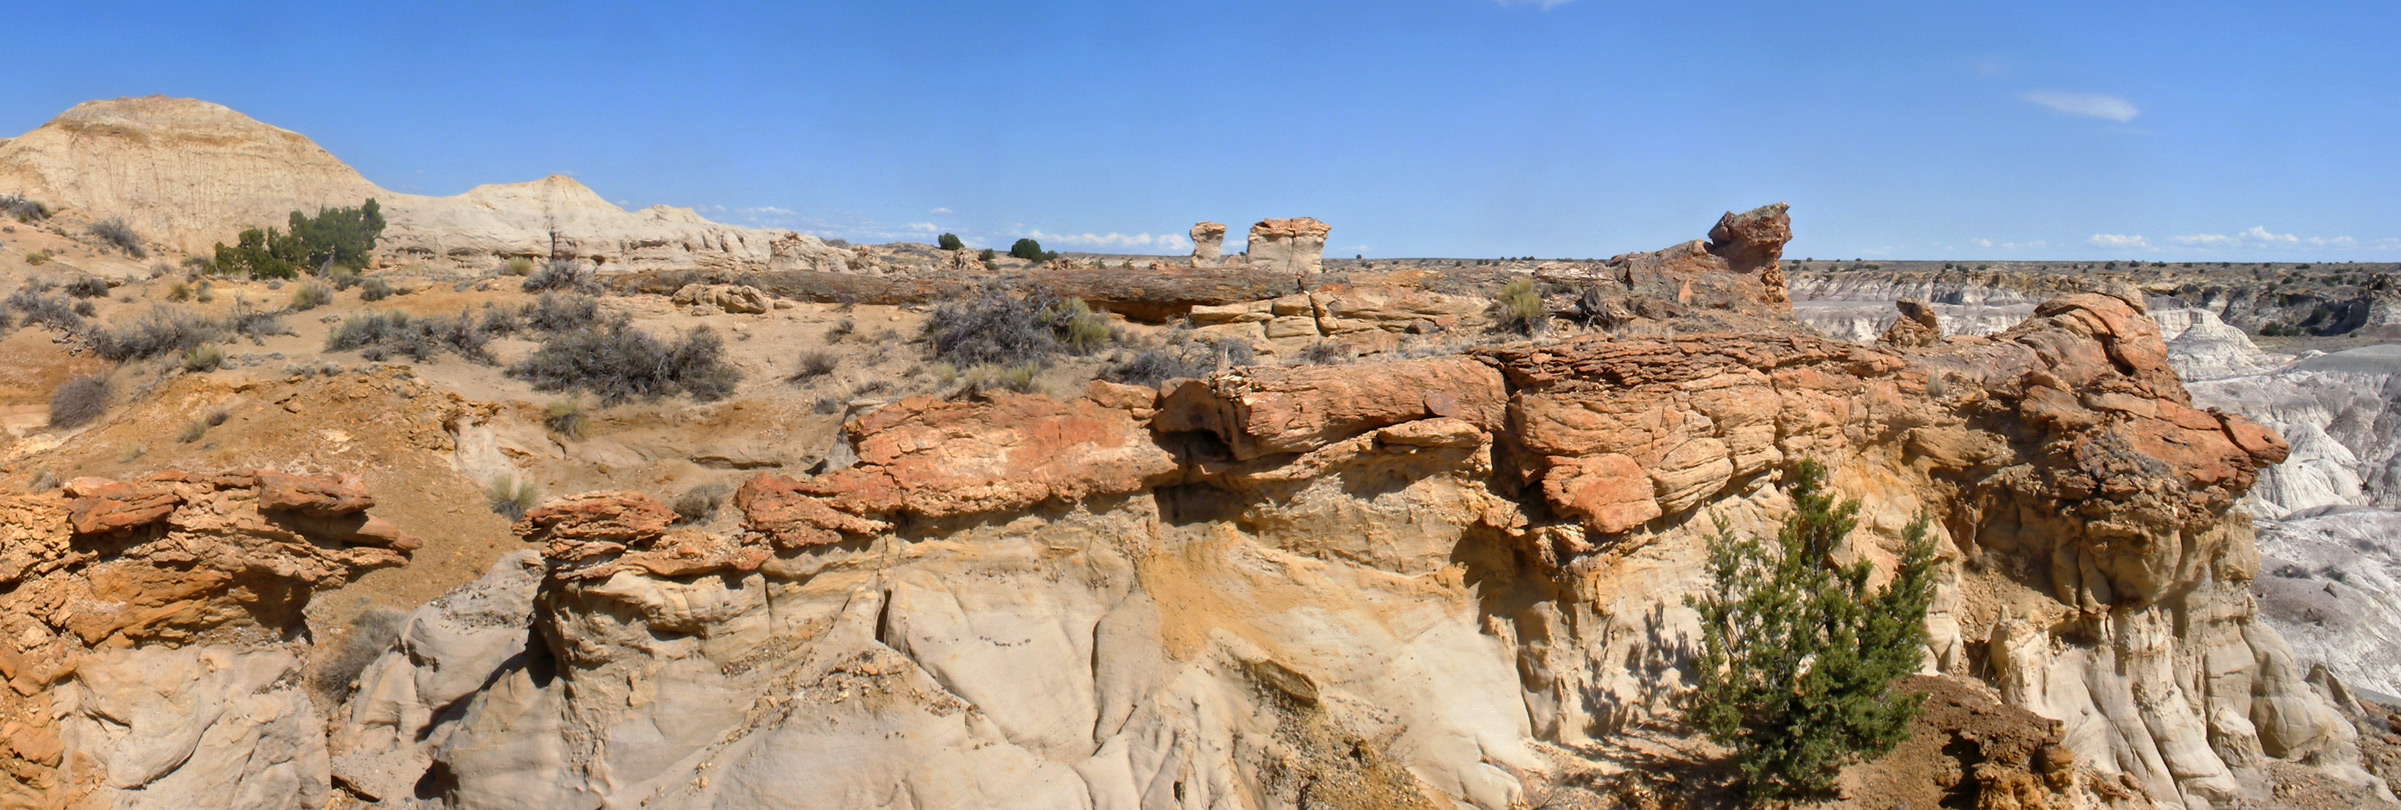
[0,97,846,273]
[308,294,2375,808]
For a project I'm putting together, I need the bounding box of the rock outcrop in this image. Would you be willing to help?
[0,470,415,809]
[1559,202,1797,323]
[317,289,2377,809]
[0,97,847,273]
[1246,217,1329,275]
[1189,221,1225,267]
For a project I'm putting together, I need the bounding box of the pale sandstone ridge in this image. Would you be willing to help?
[0,96,847,272]
[0,470,415,810]
[1188,221,1226,266]
[1247,216,1330,274]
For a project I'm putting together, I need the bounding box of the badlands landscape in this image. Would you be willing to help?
[3,96,2400,810]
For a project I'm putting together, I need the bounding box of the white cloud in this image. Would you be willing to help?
[2171,227,2356,249]
[1970,238,1993,248]
[1028,230,1194,253]
[744,206,796,217]
[906,222,940,233]
[1971,238,2049,250]
[2087,234,2150,249]
[2023,91,2140,123]
[929,207,953,216]
[1493,0,1572,9]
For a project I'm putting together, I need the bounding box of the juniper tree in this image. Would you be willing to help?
[1685,460,1938,801]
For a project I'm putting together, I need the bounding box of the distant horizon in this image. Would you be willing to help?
[5,1,2394,262]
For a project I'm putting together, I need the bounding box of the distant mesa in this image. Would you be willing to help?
[0,96,845,273]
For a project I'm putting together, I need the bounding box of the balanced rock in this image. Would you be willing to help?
[1190,221,1227,267]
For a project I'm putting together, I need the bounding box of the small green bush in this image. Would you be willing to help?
[1686,460,1937,801]
[787,349,839,383]
[503,257,535,276]
[358,278,396,302]
[177,418,210,443]
[166,281,193,302]
[212,200,385,279]
[1490,277,1545,335]
[24,250,49,266]
[978,248,996,264]
[1008,238,1057,263]
[937,232,965,251]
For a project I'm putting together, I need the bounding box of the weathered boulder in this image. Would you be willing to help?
[670,282,773,313]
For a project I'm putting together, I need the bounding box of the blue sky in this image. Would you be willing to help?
[5,1,2396,260]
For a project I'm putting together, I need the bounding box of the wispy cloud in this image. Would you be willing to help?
[2087,233,2150,249]
[1028,230,1194,253]
[1968,56,2011,80]
[906,222,940,233]
[2023,91,2139,123]
[2172,226,2355,249]
[1971,238,2048,250]
[929,207,954,216]
[1492,0,1573,9]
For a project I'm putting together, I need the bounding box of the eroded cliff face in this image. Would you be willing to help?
[0,472,417,810]
[313,293,2377,808]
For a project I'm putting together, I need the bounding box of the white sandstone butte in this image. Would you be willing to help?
[0,96,846,273]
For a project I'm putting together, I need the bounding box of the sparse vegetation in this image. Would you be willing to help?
[313,608,407,700]
[48,374,110,429]
[673,483,731,525]
[957,362,1042,397]
[521,259,597,294]
[937,232,964,251]
[24,250,50,266]
[211,199,385,278]
[977,248,996,264]
[0,193,51,223]
[166,281,193,302]
[28,469,60,493]
[178,418,210,443]
[1686,460,1936,802]
[788,349,840,383]
[544,399,589,440]
[519,293,599,332]
[64,277,110,298]
[88,218,147,257]
[922,285,1112,370]
[1298,341,1352,365]
[509,318,740,403]
[91,306,222,362]
[824,317,856,343]
[1104,330,1254,386]
[181,344,226,373]
[7,288,82,331]
[358,278,397,301]
[326,310,494,363]
[1490,277,1546,335]
[486,474,540,521]
[289,281,332,311]
[227,302,292,343]
[503,256,535,276]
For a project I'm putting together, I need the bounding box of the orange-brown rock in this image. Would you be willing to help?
[255,470,374,517]
[1157,356,1507,460]
[515,491,676,545]
[734,475,891,549]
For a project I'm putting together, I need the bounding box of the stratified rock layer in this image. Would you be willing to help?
[323,290,2379,809]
